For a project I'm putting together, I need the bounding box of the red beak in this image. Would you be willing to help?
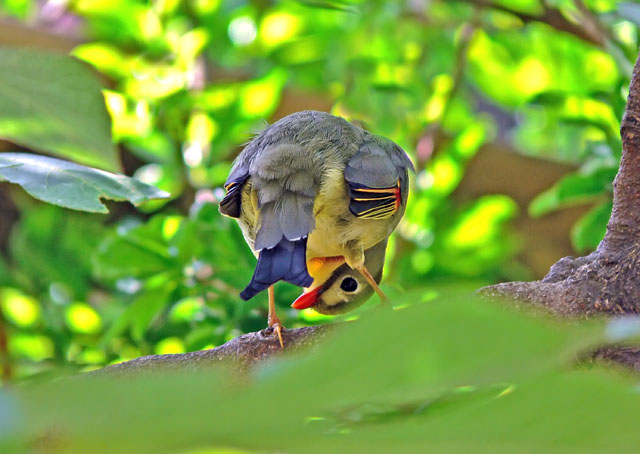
[291,287,322,310]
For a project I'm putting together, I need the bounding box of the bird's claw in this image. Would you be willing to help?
[265,319,285,348]
[273,323,284,348]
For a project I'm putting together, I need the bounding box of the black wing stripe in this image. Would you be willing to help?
[219,181,245,218]
[348,180,400,220]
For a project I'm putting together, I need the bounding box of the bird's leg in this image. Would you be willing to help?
[356,265,388,303]
[267,285,284,348]
[344,243,388,304]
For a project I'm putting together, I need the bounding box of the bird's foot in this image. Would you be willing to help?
[266,316,285,349]
[266,285,284,348]
[356,264,388,302]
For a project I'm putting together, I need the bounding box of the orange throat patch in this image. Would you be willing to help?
[305,256,345,291]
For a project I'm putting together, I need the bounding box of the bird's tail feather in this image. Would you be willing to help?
[240,237,313,300]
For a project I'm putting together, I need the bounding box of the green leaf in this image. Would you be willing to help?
[299,371,640,454]
[9,204,103,297]
[529,167,616,217]
[92,216,177,281]
[255,298,600,411]
[571,200,612,252]
[0,47,118,171]
[5,297,612,453]
[0,153,169,213]
[101,286,172,344]
[298,0,361,13]
[129,286,173,342]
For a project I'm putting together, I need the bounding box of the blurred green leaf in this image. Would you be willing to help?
[9,204,103,297]
[0,47,119,171]
[93,215,181,282]
[0,0,34,20]
[571,200,613,252]
[301,371,640,454]
[0,153,169,213]
[130,286,173,342]
[298,0,361,13]
[529,167,616,217]
[4,297,613,453]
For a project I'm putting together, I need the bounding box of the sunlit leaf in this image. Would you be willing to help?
[0,287,40,328]
[9,333,53,361]
[66,303,102,335]
[0,47,119,171]
[238,69,287,118]
[154,337,186,354]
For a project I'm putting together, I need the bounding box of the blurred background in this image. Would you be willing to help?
[0,0,635,381]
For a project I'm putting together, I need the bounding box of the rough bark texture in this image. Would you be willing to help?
[480,48,640,369]
[93,325,331,377]
[591,346,640,371]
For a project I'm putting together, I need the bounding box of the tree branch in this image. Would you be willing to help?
[93,325,332,377]
[88,316,640,376]
[600,51,640,252]
[0,18,81,52]
[452,0,605,46]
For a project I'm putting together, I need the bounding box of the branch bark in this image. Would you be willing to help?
[0,18,81,53]
[90,317,640,376]
[93,325,331,377]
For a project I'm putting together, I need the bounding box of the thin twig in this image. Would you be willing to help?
[451,0,605,46]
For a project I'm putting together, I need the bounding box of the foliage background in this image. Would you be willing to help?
[0,0,638,384]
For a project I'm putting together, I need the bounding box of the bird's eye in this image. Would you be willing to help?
[340,277,358,292]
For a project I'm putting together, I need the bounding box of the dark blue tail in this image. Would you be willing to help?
[240,237,313,300]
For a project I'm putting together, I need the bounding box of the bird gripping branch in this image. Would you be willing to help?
[219,110,414,347]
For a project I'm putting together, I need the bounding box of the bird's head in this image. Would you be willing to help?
[291,240,387,315]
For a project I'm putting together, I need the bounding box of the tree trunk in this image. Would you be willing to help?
[480,48,640,318]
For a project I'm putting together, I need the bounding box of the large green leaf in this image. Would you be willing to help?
[0,47,118,171]
[298,371,640,454]
[0,153,169,213]
[3,298,610,453]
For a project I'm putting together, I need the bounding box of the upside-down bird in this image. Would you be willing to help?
[219,110,413,346]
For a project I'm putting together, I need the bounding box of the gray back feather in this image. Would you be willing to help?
[250,143,318,250]
[345,142,400,188]
[344,139,414,207]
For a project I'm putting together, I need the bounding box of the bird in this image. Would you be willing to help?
[219,110,414,346]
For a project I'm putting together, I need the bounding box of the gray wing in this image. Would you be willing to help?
[344,141,413,219]
[227,142,319,300]
[250,143,319,251]
[219,164,249,219]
